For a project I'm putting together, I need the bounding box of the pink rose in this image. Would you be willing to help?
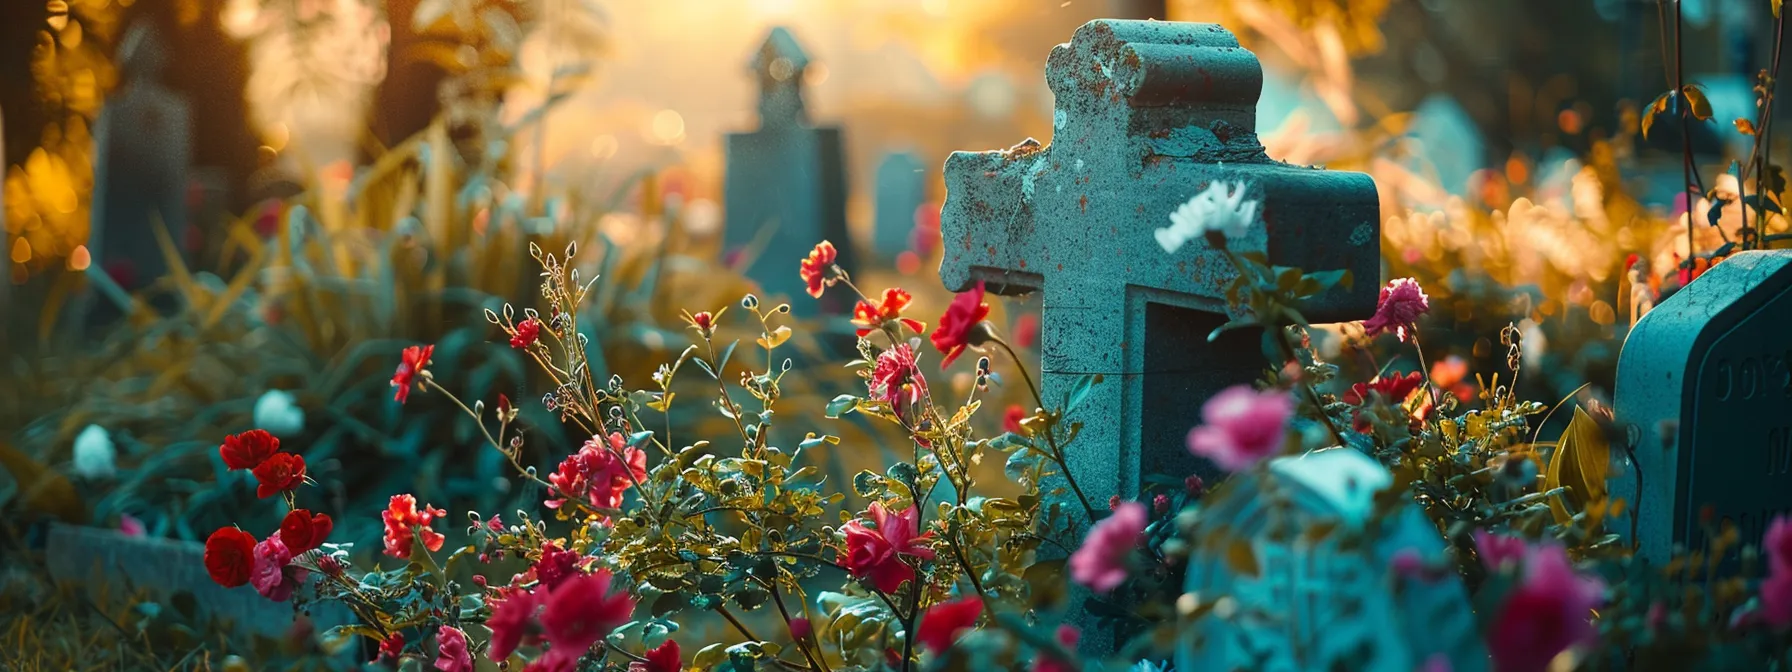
[1186,385,1293,471]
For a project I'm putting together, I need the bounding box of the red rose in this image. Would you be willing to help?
[252,453,307,498]
[839,502,935,594]
[929,281,991,369]
[279,509,333,554]
[219,429,280,471]
[511,319,541,349]
[799,241,839,298]
[916,596,983,654]
[204,527,257,588]
[629,639,682,672]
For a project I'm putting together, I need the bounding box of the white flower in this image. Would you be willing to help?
[253,389,306,437]
[1155,181,1261,253]
[1131,661,1172,672]
[72,424,116,479]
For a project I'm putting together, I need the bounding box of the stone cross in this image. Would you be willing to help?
[723,27,854,318]
[1180,449,1486,671]
[874,151,928,263]
[90,22,191,304]
[938,20,1380,506]
[1612,250,1792,565]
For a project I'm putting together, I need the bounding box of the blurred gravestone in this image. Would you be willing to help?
[1611,250,1792,565]
[1405,95,1482,196]
[723,27,853,318]
[46,523,353,638]
[90,22,191,307]
[873,151,927,263]
[939,20,1379,510]
[1179,449,1487,672]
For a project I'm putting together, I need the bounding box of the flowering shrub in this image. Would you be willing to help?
[191,227,1792,671]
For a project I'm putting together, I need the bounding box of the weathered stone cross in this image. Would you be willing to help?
[939,20,1381,507]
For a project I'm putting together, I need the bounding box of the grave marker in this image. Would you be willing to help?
[723,27,854,318]
[1611,250,1792,565]
[1179,449,1487,672]
[938,20,1380,507]
[89,21,191,301]
[874,151,928,263]
[45,523,353,639]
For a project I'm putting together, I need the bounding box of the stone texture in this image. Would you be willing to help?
[1179,449,1486,672]
[938,20,1380,509]
[723,27,854,318]
[1611,250,1792,565]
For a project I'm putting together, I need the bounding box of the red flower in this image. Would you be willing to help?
[800,240,840,298]
[852,287,927,337]
[690,311,714,331]
[486,588,546,662]
[278,509,333,554]
[1343,371,1426,405]
[382,494,447,560]
[540,570,636,662]
[929,281,991,369]
[1003,405,1026,434]
[434,626,474,672]
[378,632,405,663]
[1031,625,1079,672]
[219,429,280,470]
[1012,313,1040,350]
[511,319,541,349]
[392,344,435,404]
[868,344,928,414]
[1361,278,1430,342]
[533,541,588,592]
[252,453,307,498]
[1487,544,1604,672]
[547,433,648,511]
[916,596,982,654]
[840,502,935,593]
[629,639,682,672]
[204,527,257,588]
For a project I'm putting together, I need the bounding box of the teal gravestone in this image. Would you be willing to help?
[938,20,1380,507]
[90,22,191,304]
[1178,449,1487,672]
[1611,250,1792,566]
[874,151,928,263]
[45,523,353,639]
[723,27,854,318]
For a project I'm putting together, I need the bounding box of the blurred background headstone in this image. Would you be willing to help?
[723,27,854,319]
[873,150,927,264]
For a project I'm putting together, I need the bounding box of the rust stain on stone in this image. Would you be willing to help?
[1019,258,1027,269]
[987,244,998,259]
[1079,194,1089,213]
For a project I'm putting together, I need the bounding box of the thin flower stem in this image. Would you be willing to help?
[421,377,607,520]
[771,581,834,672]
[989,337,1099,522]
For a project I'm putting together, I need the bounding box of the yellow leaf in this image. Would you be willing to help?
[1225,538,1259,578]
[1777,0,1784,18]
[756,325,792,350]
[1737,118,1758,135]
[1682,84,1714,122]
[0,440,86,524]
[1641,91,1673,140]
[1543,407,1612,524]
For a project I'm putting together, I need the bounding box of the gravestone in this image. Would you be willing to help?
[1610,250,1792,565]
[1179,449,1487,672]
[89,22,191,302]
[938,20,1380,508]
[45,523,353,639]
[723,27,854,318]
[873,151,928,263]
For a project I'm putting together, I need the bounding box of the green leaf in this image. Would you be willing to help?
[693,357,717,380]
[825,394,859,418]
[1208,317,1258,342]
[717,340,740,372]
[693,643,731,669]
[1064,374,1101,414]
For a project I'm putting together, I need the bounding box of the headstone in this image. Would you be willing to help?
[1405,95,1483,197]
[1179,449,1487,672]
[723,27,854,318]
[873,151,927,263]
[1611,250,1792,565]
[938,20,1380,508]
[45,523,353,638]
[90,22,191,302]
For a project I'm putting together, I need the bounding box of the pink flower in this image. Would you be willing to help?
[434,626,473,672]
[916,596,983,654]
[1390,548,1425,579]
[839,502,936,593]
[251,535,307,602]
[1031,625,1079,672]
[869,344,929,414]
[1474,530,1528,572]
[1486,543,1604,672]
[1361,278,1430,342]
[533,541,587,592]
[789,617,813,640]
[547,433,648,511]
[119,514,145,537]
[487,588,546,662]
[1419,653,1453,672]
[1761,515,1792,628]
[540,570,636,661]
[1069,502,1145,593]
[1185,386,1292,471]
[1767,515,1792,573]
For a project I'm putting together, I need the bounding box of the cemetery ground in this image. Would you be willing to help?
[5,4,1792,672]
